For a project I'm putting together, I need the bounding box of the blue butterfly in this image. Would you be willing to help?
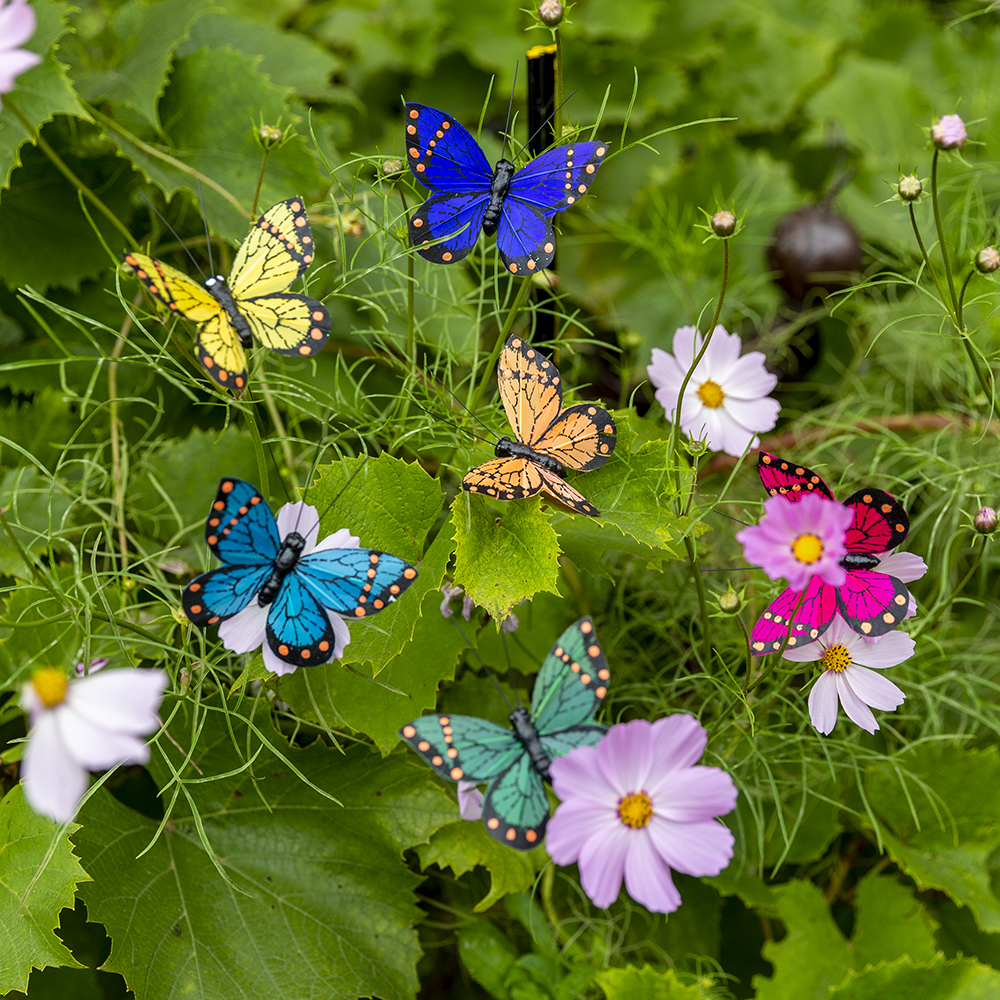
[404,102,609,276]
[182,478,418,668]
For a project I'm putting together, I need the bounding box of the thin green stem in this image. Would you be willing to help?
[251,151,269,219]
[256,369,295,491]
[468,278,534,412]
[553,32,563,142]
[396,188,416,431]
[908,204,951,320]
[240,400,270,497]
[685,535,712,666]
[5,99,139,251]
[931,149,961,320]
[957,269,974,330]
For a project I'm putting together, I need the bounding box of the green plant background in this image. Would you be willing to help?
[1,0,1000,998]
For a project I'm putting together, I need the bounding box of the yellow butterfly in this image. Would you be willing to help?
[124,198,330,392]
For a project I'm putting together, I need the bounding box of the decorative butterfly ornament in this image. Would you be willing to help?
[751,452,912,654]
[124,198,330,392]
[400,617,610,849]
[183,478,418,668]
[404,103,608,274]
[462,335,617,516]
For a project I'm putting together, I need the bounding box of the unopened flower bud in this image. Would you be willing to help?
[538,0,564,25]
[382,157,405,177]
[974,507,998,534]
[258,125,284,149]
[976,247,1000,274]
[711,210,736,237]
[897,175,922,202]
[931,114,967,149]
[717,590,741,614]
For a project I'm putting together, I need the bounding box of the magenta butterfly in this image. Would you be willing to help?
[750,452,912,655]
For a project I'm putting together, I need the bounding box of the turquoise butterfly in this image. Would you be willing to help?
[400,617,610,849]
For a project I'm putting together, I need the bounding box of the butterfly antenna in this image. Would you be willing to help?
[412,400,495,447]
[521,90,579,157]
[499,631,522,709]
[500,62,519,161]
[196,179,215,278]
[446,616,515,712]
[139,193,207,280]
[714,510,751,527]
[425,369,499,442]
[302,457,371,534]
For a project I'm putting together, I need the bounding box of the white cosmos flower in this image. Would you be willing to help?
[647,325,780,457]
[20,666,168,822]
[783,617,912,735]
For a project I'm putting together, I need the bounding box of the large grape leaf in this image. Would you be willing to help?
[831,956,1000,999]
[451,493,561,623]
[595,965,709,999]
[0,787,90,994]
[73,702,457,1000]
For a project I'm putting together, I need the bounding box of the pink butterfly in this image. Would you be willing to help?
[750,452,911,655]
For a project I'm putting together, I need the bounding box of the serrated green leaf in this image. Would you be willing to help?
[704,865,776,910]
[416,820,537,914]
[0,390,79,478]
[279,585,465,754]
[456,919,518,1000]
[0,0,84,192]
[865,744,1000,933]
[0,787,90,994]
[596,964,710,999]
[451,493,561,623]
[831,955,1000,999]
[71,0,213,127]
[0,467,72,579]
[853,874,939,969]
[73,702,457,1000]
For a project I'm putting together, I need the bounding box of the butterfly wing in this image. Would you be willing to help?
[194,313,249,392]
[183,564,272,627]
[410,191,489,265]
[497,335,564,446]
[533,403,617,472]
[530,617,610,734]
[481,755,550,850]
[229,198,316,298]
[462,456,543,502]
[399,715,523,782]
[264,573,338,666]
[495,197,556,275]
[758,452,835,501]
[842,488,909,553]
[202,478,280,565]
[535,467,601,516]
[837,570,910,637]
[124,253,220,323]
[507,141,610,216]
[539,724,607,760]
[296,548,418,618]
[403,103,493,192]
[750,576,838,654]
[237,292,330,359]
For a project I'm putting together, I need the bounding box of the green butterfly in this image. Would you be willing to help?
[399,617,610,850]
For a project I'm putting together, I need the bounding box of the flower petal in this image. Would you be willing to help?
[67,669,167,735]
[326,611,352,660]
[21,711,88,823]
[701,326,742,381]
[595,720,655,795]
[844,664,905,712]
[722,395,781,435]
[457,781,483,821]
[0,49,40,92]
[545,798,619,864]
[808,672,840,734]
[263,642,297,677]
[849,629,915,668]
[55,706,151,770]
[836,673,878,733]
[311,527,360,553]
[549,745,613,803]
[876,551,927,583]
[217,598,268,654]
[647,714,707,772]
[622,829,683,913]
[275,501,320,552]
[670,326,700,370]
[647,815,735,877]
[577,822,630,908]
[648,766,738,821]
[0,1,39,52]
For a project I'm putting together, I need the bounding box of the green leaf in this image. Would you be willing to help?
[0,390,79,479]
[0,787,90,994]
[0,579,80,691]
[0,467,72,579]
[456,919,518,1000]
[0,0,84,192]
[596,964,710,999]
[865,743,1000,933]
[279,584,466,754]
[102,47,325,241]
[853,875,939,969]
[754,879,852,1000]
[71,0,212,127]
[73,702,457,1000]
[830,956,1000,999]
[416,820,537,914]
[451,492,562,623]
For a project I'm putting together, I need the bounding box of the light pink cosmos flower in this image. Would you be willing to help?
[0,0,41,107]
[647,326,780,457]
[546,716,737,913]
[931,114,967,150]
[20,666,167,823]
[736,492,853,590]
[216,500,355,676]
[784,617,911,734]
[457,780,483,820]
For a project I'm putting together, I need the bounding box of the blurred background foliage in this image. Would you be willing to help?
[2,1,1000,999]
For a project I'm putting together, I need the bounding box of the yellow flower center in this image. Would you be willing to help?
[31,668,68,708]
[821,644,852,673]
[792,533,823,564]
[697,379,725,408]
[618,791,654,829]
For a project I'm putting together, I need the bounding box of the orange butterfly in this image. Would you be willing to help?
[462,336,617,516]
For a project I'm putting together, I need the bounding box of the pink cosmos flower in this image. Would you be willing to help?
[931,114,967,150]
[546,716,737,913]
[216,500,355,676]
[0,0,41,106]
[457,780,483,820]
[20,666,167,822]
[647,326,780,457]
[736,492,853,590]
[784,616,911,734]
